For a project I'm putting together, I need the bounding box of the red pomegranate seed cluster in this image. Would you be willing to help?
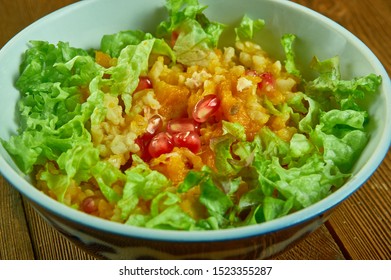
[136,91,221,160]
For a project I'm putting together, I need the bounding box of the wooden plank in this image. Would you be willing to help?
[327,151,391,259]
[0,177,35,259]
[273,224,346,260]
[22,198,96,260]
[0,0,79,47]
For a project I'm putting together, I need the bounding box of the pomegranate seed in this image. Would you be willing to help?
[258,72,275,91]
[81,197,98,214]
[167,118,200,134]
[135,115,163,161]
[148,132,174,158]
[146,115,163,135]
[135,135,152,161]
[192,94,221,123]
[173,131,201,154]
[135,76,152,92]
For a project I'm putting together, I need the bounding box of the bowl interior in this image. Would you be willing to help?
[0,0,390,242]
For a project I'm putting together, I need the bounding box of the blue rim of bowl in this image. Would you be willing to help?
[0,0,390,243]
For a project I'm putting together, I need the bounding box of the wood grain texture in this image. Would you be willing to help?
[0,178,34,259]
[0,0,78,47]
[273,224,345,260]
[22,198,95,260]
[327,153,391,259]
[0,0,390,260]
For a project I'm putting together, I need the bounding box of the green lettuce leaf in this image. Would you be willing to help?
[289,133,314,158]
[57,141,99,183]
[199,177,233,226]
[101,30,148,58]
[156,0,225,65]
[281,34,301,77]
[222,120,246,141]
[146,205,196,230]
[298,96,321,134]
[209,134,238,175]
[91,161,124,203]
[118,156,171,221]
[2,41,100,173]
[38,162,71,203]
[263,196,294,221]
[235,14,265,41]
[270,155,347,209]
[179,166,236,228]
[305,56,382,110]
[101,37,174,114]
[101,30,175,60]
[257,127,290,163]
[16,41,93,93]
[126,191,196,230]
[105,39,155,113]
[178,168,208,193]
[311,109,368,172]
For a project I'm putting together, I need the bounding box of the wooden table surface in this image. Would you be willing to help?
[0,0,390,260]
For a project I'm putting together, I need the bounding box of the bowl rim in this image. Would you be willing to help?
[0,0,390,243]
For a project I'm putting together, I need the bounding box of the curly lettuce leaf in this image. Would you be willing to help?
[110,40,154,111]
[100,37,173,114]
[178,166,235,228]
[306,56,382,110]
[235,14,265,41]
[289,133,314,158]
[274,155,347,209]
[210,134,238,175]
[156,0,225,66]
[101,30,175,60]
[298,96,321,134]
[311,109,368,172]
[16,41,94,93]
[101,30,147,58]
[2,41,101,173]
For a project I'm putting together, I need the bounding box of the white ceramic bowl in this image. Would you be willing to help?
[0,0,390,259]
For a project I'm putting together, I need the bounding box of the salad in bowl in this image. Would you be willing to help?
[1,0,382,232]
